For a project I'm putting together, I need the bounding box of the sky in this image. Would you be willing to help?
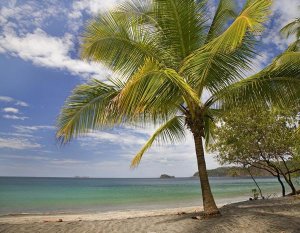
[0,0,299,178]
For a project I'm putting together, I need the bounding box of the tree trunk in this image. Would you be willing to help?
[247,168,264,199]
[279,171,296,195]
[277,174,286,197]
[286,179,297,195]
[192,128,220,216]
[279,157,297,195]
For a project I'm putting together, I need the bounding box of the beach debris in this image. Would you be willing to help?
[176,211,187,215]
[43,218,63,222]
[43,219,63,223]
[191,216,201,220]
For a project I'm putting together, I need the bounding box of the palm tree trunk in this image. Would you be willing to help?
[192,128,220,216]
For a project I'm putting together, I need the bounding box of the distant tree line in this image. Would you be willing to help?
[194,166,275,178]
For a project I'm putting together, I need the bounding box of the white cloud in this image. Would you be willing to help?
[0,96,29,107]
[0,154,87,167]
[0,132,37,138]
[262,0,299,50]
[16,101,29,107]
[3,107,19,114]
[0,96,14,102]
[3,115,28,120]
[0,0,67,34]
[79,130,146,147]
[69,0,121,19]
[78,127,219,170]
[0,137,41,150]
[0,154,49,161]
[0,0,115,80]
[13,125,55,133]
[0,28,109,80]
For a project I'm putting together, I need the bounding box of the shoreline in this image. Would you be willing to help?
[0,205,207,224]
[0,196,252,222]
[0,196,285,224]
[1,196,299,233]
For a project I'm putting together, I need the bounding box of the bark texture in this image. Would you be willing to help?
[191,123,220,216]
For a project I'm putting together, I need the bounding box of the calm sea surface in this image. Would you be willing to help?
[0,177,290,215]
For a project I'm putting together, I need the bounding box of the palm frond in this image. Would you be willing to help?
[205,0,271,52]
[209,52,300,109]
[153,0,207,60]
[181,0,271,94]
[114,58,200,119]
[286,39,300,52]
[183,36,256,94]
[205,0,237,43]
[81,10,170,77]
[280,18,300,39]
[56,80,120,144]
[131,115,186,168]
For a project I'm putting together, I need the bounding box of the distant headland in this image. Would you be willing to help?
[160,174,175,179]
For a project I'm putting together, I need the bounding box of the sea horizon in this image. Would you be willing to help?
[0,175,277,179]
[0,176,286,216]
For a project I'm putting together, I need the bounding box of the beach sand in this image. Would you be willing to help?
[0,196,299,233]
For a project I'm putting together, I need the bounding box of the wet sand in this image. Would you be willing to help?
[0,196,300,233]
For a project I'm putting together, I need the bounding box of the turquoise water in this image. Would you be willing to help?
[0,177,288,215]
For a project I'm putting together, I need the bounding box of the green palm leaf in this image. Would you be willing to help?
[210,52,300,109]
[56,80,120,143]
[280,18,300,39]
[131,115,186,168]
[205,0,237,42]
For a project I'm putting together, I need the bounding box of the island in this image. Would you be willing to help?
[160,174,175,179]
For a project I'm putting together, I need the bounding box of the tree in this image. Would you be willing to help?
[210,107,300,196]
[56,0,300,216]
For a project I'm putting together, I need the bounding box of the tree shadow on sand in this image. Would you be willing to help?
[156,197,300,233]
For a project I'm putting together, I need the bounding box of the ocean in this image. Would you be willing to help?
[0,177,287,215]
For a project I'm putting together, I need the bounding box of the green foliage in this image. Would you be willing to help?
[209,106,300,177]
[280,17,300,40]
[193,166,272,177]
[57,0,300,168]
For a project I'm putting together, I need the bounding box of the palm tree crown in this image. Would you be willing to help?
[57,0,300,215]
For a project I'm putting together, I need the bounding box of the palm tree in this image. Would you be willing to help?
[56,0,300,216]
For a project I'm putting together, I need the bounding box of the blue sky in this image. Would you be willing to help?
[0,0,299,177]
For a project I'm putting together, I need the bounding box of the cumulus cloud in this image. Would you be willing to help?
[0,137,41,150]
[0,29,109,80]
[0,96,29,107]
[13,125,55,133]
[79,130,146,147]
[3,115,28,120]
[0,96,14,102]
[262,0,299,50]
[3,107,19,114]
[0,0,115,80]
[69,0,121,19]
[78,127,219,169]
[0,154,87,167]
[1,102,28,120]
[0,0,67,33]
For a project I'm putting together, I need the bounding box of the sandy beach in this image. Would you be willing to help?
[0,196,300,233]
